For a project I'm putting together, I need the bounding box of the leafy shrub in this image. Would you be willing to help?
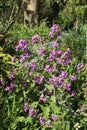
[0,24,86,130]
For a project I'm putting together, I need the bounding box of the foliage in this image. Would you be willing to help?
[53,0,87,29]
[61,23,87,62]
[0,24,86,130]
[0,34,14,79]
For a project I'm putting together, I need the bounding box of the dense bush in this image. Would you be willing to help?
[0,24,86,130]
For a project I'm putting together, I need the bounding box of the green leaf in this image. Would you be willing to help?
[31,101,38,108]
[12,94,15,113]
[65,123,70,130]
[26,116,33,124]
[43,107,50,118]
[6,61,15,65]
[16,116,25,122]
[52,122,62,130]
[45,84,54,90]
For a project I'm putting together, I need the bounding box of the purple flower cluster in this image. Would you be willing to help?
[20,51,31,62]
[48,31,54,38]
[29,107,38,117]
[50,76,58,87]
[76,63,84,70]
[36,48,45,55]
[71,90,77,96]
[62,48,71,65]
[35,74,44,84]
[29,61,37,70]
[39,116,52,128]
[49,24,59,38]
[9,72,15,80]
[51,24,59,32]
[63,81,71,91]
[32,34,44,44]
[24,103,38,117]
[49,50,58,61]
[16,39,28,51]
[40,94,46,102]
[24,103,28,112]
[5,82,15,91]
[48,49,63,62]
[60,71,68,78]
[45,65,54,72]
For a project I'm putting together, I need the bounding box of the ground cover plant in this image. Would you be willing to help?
[0,24,87,130]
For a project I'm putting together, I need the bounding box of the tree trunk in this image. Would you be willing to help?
[22,0,45,26]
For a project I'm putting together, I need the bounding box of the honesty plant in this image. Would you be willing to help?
[0,24,86,130]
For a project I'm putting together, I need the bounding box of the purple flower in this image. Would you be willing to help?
[50,76,58,82]
[16,39,28,51]
[61,71,68,78]
[56,50,62,55]
[45,65,54,72]
[63,82,71,91]
[51,115,57,121]
[57,57,63,64]
[9,72,15,80]
[11,56,16,62]
[49,50,57,61]
[39,116,52,128]
[24,103,28,112]
[23,79,28,87]
[32,34,44,44]
[25,50,31,58]
[77,63,84,70]
[71,90,77,96]
[40,94,46,102]
[45,120,52,128]
[30,61,37,70]
[58,75,64,85]
[63,49,71,59]
[63,58,71,65]
[5,82,15,91]
[29,107,38,117]
[36,48,45,55]
[39,116,46,125]
[20,52,30,62]
[70,75,77,81]
[50,76,58,87]
[20,55,26,62]
[79,105,86,111]
[51,24,59,32]
[24,62,29,67]
[48,89,53,95]
[53,42,58,48]
[36,74,44,84]
[48,31,54,37]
